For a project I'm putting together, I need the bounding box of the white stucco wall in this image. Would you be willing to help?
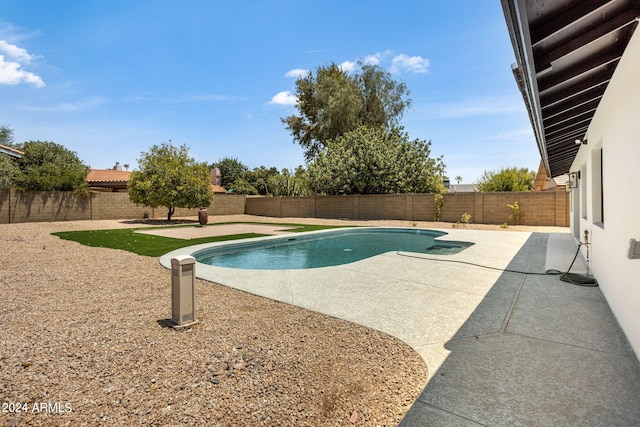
[570,29,640,358]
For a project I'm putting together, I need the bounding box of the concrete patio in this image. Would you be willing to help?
[161,228,640,425]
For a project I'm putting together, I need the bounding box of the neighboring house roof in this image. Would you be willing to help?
[0,144,24,159]
[449,184,477,193]
[87,169,132,187]
[210,184,227,194]
[501,0,640,177]
[534,159,567,191]
[86,169,228,193]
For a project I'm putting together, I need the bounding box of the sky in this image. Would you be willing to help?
[0,1,541,184]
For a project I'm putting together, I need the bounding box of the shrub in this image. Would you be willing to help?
[434,193,444,221]
[507,201,522,224]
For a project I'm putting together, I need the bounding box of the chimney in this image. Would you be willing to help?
[210,167,222,186]
[113,162,122,171]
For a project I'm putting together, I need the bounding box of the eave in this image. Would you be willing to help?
[501,0,640,177]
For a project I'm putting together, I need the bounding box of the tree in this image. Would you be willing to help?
[282,63,411,161]
[226,177,258,195]
[0,126,19,189]
[0,155,20,190]
[1,125,15,147]
[128,143,213,221]
[357,64,410,130]
[308,126,445,195]
[212,157,249,189]
[244,166,279,195]
[268,167,311,196]
[14,141,89,192]
[455,175,463,184]
[475,167,535,192]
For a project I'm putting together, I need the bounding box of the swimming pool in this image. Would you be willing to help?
[193,227,473,270]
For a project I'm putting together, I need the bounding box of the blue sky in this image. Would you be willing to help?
[1,1,540,183]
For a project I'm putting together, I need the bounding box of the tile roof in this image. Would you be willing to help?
[0,144,24,158]
[87,169,228,193]
[211,184,227,194]
[87,169,132,183]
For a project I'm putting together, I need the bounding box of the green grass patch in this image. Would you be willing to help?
[52,222,348,257]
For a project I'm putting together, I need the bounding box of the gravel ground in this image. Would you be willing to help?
[0,215,566,426]
[0,217,430,427]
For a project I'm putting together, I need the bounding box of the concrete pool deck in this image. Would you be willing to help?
[160,227,640,425]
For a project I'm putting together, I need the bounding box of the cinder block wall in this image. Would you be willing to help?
[155,195,246,219]
[0,191,247,224]
[245,192,569,226]
[0,191,92,223]
[91,192,151,220]
[0,190,567,226]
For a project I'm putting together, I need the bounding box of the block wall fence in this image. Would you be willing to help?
[0,190,568,226]
[0,191,247,224]
[246,192,569,226]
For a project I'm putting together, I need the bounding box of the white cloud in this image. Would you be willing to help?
[338,60,356,73]
[285,68,308,78]
[0,40,34,63]
[361,50,392,66]
[269,91,297,106]
[0,55,45,87]
[0,40,44,87]
[391,54,430,74]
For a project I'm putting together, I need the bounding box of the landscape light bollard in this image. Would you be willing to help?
[170,255,199,329]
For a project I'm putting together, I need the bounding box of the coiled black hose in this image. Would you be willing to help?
[397,242,598,287]
[545,244,598,287]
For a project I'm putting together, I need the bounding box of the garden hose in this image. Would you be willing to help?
[397,242,598,287]
[544,243,598,287]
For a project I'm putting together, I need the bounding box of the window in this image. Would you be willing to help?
[591,147,604,226]
[580,163,587,220]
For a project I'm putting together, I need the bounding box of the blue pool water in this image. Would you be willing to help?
[194,228,473,270]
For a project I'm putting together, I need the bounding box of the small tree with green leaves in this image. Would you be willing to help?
[507,201,522,225]
[128,143,213,221]
[475,167,535,192]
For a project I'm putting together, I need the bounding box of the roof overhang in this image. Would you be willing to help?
[501,0,640,177]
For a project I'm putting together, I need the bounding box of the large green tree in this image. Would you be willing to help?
[129,143,213,221]
[212,157,249,189]
[475,167,536,192]
[14,141,89,192]
[282,63,411,161]
[308,126,445,195]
